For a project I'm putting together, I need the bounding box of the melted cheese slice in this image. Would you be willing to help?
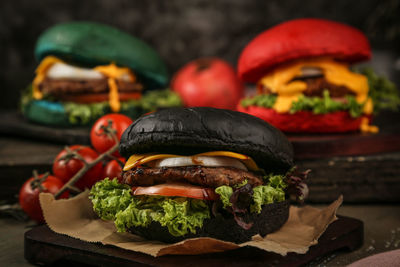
[123,151,260,171]
[258,58,371,114]
[360,117,379,133]
[32,56,62,99]
[32,56,137,112]
[94,63,136,112]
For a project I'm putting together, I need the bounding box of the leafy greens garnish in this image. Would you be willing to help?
[357,68,400,113]
[290,91,364,118]
[284,167,310,203]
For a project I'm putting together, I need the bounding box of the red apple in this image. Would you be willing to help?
[171,58,243,110]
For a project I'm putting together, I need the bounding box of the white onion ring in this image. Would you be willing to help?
[47,62,132,81]
[152,156,247,170]
[299,66,323,78]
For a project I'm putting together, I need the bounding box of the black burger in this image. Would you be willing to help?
[89,107,308,243]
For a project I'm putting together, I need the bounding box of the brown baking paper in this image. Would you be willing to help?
[39,191,342,257]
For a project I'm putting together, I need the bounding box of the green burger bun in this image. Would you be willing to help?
[35,21,168,89]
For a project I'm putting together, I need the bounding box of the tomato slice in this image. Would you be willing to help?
[59,92,141,103]
[132,183,219,200]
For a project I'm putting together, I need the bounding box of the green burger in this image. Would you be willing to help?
[21,21,181,126]
[90,107,308,243]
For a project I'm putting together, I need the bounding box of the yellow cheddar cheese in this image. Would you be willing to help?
[123,151,260,171]
[360,117,379,133]
[32,56,63,99]
[363,98,374,114]
[95,63,135,112]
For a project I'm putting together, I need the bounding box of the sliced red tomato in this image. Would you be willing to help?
[60,92,141,103]
[132,183,219,200]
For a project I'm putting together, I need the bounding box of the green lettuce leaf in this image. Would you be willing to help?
[89,178,133,220]
[64,102,110,125]
[138,89,182,112]
[250,185,285,213]
[240,94,277,108]
[89,178,210,237]
[358,68,400,113]
[214,186,233,208]
[265,173,288,190]
[250,174,286,213]
[290,91,364,118]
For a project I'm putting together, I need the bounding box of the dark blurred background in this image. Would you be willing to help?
[1,0,400,110]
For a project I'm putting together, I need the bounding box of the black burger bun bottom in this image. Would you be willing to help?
[128,200,290,244]
[120,107,294,174]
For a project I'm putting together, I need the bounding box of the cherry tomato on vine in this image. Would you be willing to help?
[19,174,68,223]
[102,158,125,182]
[90,114,133,157]
[52,145,103,190]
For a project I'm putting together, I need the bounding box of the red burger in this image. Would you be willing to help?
[237,18,399,133]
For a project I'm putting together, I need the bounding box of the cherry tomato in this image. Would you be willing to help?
[102,158,125,182]
[171,58,244,110]
[90,114,133,157]
[52,145,103,190]
[132,183,219,200]
[19,174,68,223]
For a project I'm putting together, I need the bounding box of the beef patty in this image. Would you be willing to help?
[259,77,355,98]
[122,166,264,188]
[301,77,355,97]
[38,77,143,97]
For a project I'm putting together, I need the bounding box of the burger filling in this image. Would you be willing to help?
[22,56,182,125]
[240,58,399,133]
[122,166,263,188]
[254,58,371,114]
[32,56,143,112]
[89,151,308,237]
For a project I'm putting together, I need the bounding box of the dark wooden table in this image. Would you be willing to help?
[0,109,399,265]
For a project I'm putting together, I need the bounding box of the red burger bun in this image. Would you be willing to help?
[237,105,371,133]
[238,18,371,83]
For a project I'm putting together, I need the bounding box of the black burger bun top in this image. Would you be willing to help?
[120,107,294,173]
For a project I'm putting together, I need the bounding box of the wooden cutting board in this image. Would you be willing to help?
[24,216,363,267]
